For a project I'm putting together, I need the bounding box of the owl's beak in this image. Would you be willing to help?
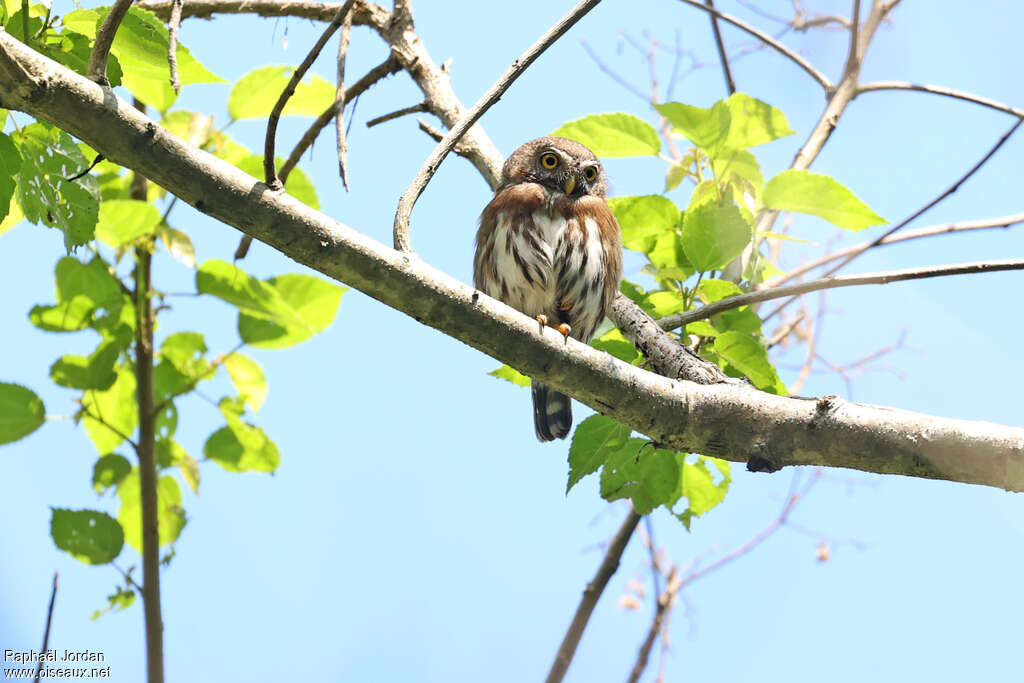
[563,175,577,195]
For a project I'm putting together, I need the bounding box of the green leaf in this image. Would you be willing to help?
[117,470,187,552]
[228,65,336,120]
[0,131,21,223]
[0,382,45,445]
[91,586,135,621]
[607,195,680,253]
[14,123,99,249]
[237,273,345,349]
[40,30,122,86]
[713,331,786,394]
[82,365,138,453]
[681,203,751,271]
[56,257,125,309]
[224,353,267,413]
[723,93,794,149]
[643,291,687,318]
[196,259,297,322]
[488,364,531,387]
[159,331,208,378]
[600,444,679,515]
[697,278,742,302]
[551,113,660,157]
[712,149,764,191]
[29,297,94,331]
[155,439,199,494]
[50,339,120,390]
[764,170,886,231]
[236,154,320,210]
[97,7,225,111]
[665,162,687,192]
[591,328,642,364]
[647,232,691,275]
[157,223,197,268]
[674,456,731,529]
[204,402,281,473]
[95,199,161,247]
[50,508,124,564]
[92,453,132,493]
[0,191,24,236]
[567,415,633,493]
[655,101,730,155]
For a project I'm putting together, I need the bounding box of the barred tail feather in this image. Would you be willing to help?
[532,381,572,442]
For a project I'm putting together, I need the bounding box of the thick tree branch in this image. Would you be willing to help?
[658,259,1024,331]
[3,35,1022,491]
[547,509,642,683]
[392,0,603,252]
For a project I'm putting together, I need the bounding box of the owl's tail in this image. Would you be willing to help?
[532,381,572,442]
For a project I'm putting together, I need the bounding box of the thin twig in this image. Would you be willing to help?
[237,54,399,261]
[857,81,1024,120]
[167,0,183,92]
[626,567,680,683]
[33,572,58,683]
[704,0,736,94]
[660,259,1024,330]
[393,0,604,252]
[366,101,428,128]
[674,0,832,90]
[264,0,356,190]
[766,212,1024,289]
[280,55,401,182]
[80,406,139,451]
[20,0,29,45]
[788,293,824,395]
[759,117,1024,322]
[335,4,353,190]
[767,309,806,348]
[87,0,134,85]
[547,508,642,683]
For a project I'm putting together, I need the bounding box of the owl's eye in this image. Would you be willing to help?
[583,166,598,182]
[540,153,559,169]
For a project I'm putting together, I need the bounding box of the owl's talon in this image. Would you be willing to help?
[556,323,571,339]
[536,314,549,330]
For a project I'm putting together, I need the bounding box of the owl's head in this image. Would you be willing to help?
[500,136,607,199]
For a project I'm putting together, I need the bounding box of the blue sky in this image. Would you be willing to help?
[2,1,1023,681]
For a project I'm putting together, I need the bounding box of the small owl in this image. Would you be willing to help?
[475,137,623,441]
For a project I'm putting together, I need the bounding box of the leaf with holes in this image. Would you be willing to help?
[51,508,124,564]
[92,453,132,493]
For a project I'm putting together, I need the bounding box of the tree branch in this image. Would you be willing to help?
[264,0,355,190]
[857,81,1024,120]
[366,101,427,128]
[4,27,1023,490]
[547,508,642,683]
[334,4,353,189]
[33,572,58,683]
[766,212,1024,290]
[674,0,832,90]
[625,567,679,683]
[392,0,603,252]
[704,0,736,95]
[167,0,184,92]
[87,0,133,85]
[659,258,1024,330]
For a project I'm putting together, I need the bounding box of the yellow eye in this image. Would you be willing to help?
[583,166,597,182]
[540,153,559,169]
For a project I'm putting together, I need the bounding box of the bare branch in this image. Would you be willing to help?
[33,573,58,683]
[674,0,832,90]
[335,5,353,189]
[626,567,680,683]
[392,0,603,252]
[660,258,1024,330]
[87,0,133,84]
[704,0,736,94]
[366,101,428,128]
[547,509,642,683]
[766,212,1024,290]
[167,0,184,92]
[264,0,356,190]
[858,81,1024,120]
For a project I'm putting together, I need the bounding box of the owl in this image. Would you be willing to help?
[475,137,623,441]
